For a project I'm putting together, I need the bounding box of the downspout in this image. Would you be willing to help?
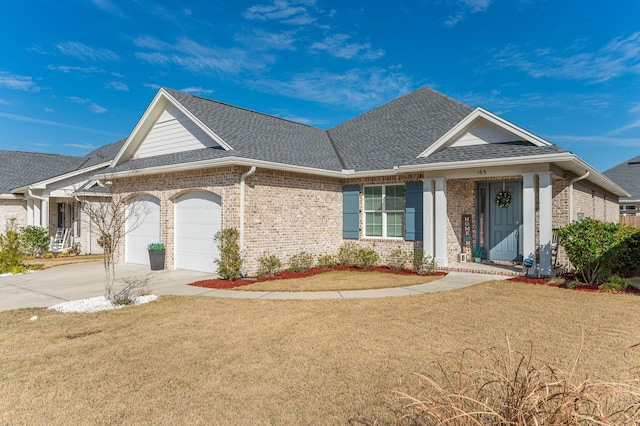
[239,166,257,253]
[28,188,49,228]
[569,171,590,222]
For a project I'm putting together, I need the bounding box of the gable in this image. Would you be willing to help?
[449,120,524,147]
[133,103,221,160]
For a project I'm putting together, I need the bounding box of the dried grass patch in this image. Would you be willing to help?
[23,255,103,269]
[235,270,441,291]
[1,281,640,424]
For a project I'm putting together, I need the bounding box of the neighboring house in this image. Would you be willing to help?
[81,86,625,276]
[0,141,124,253]
[603,156,640,216]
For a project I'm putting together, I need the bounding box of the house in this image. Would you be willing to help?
[603,156,640,217]
[0,86,627,276]
[0,141,124,253]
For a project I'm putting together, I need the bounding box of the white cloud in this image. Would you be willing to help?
[250,68,413,111]
[0,112,121,136]
[55,41,120,61]
[244,0,317,25]
[608,119,640,135]
[47,65,104,74]
[44,107,54,113]
[309,34,384,60]
[236,30,298,51]
[143,83,161,90]
[90,103,107,113]
[64,143,96,150]
[68,96,90,104]
[91,0,125,17]
[494,32,640,82]
[445,0,493,26]
[0,71,39,92]
[548,134,640,148]
[180,87,215,95]
[105,81,129,91]
[134,36,264,75]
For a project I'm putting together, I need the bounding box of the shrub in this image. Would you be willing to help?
[256,253,282,278]
[0,218,24,273]
[599,275,630,293]
[386,248,412,270]
[316,253,337,270]
[42,252,54,259]
[20,225,49,257]
[337,242,359,267]
[354,246,379,269]
[556,219,640,285]
[566,280,586,289]
[412,251,437,275]
[387,338,640,425]
[213,228,243,281]
[69,242,82,256]
[288,251,314,273]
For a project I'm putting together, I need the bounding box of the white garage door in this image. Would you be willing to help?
[174,191,221,273]
[125,195,161,266]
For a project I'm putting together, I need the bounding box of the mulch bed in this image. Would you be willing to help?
[190,266,447,290]
[507,275,640,295]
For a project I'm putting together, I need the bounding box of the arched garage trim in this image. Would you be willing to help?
[174,190,221,273]
[125,194,161,266]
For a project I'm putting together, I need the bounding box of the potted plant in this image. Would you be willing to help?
[472,247,484,263]
[147,243,166,271]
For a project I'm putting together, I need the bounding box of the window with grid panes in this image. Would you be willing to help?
[364,185,405,238]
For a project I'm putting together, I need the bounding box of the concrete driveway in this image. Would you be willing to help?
[0,262,216,311]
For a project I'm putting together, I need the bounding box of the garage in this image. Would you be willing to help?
[174,191,221,273]
[125,195,161,265]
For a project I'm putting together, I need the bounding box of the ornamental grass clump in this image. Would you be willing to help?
[387,336,640,425]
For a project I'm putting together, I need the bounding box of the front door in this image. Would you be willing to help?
[481,181,522,262]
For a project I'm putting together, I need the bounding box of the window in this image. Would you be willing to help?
[364,185,405,238]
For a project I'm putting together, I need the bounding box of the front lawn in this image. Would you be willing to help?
[1,281,639,424]
[235,270,441,291]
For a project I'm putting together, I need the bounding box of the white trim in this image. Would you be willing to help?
[422,179,434,258]
[417,107,551,158]
[0,194,23,199]
[538,172,553,276]
[522,173,536,273]
[111,88,232,168]
[434,178,447,267]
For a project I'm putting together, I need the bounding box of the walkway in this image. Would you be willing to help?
[0,262,509,310]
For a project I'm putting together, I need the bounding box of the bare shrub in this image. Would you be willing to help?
[386,336,640,425]
[111,276,151,306]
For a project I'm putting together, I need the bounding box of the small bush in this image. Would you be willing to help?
[112,276,150,305]
[337,242,359,267]
[354,246,379,269]
[288,251,314,273]
[69,242,82,256]
[566,280,586,289]
[316,253,337,270]
[257,253,282,278]
[214,228,243,281]
[386,248,412,270]
[599,275,629,292]
[20,225,49,257]
[42,252,54,259]
[0,218,24,273]
[57,251,69,258]
[413,251,437,275]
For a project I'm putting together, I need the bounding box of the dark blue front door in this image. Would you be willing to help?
[488,181,522,262]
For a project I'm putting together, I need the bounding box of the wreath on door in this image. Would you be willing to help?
[495,191,511,208]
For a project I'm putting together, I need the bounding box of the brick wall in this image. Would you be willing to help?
[0,199,26,234]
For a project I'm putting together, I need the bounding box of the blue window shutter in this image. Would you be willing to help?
[405,181,423,241]
[343,185,360,239]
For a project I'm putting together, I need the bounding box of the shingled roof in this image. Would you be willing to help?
[0,151,84,194]
[0,139,126,195]
[603,155,640,201]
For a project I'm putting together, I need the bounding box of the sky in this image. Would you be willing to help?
[0,0,639,172]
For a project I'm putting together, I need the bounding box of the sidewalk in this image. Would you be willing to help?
[0,262,508,310]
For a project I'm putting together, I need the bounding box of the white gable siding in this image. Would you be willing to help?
[450,121,521,147]
[134,104,219,159]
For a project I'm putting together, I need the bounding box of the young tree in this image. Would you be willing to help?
[74,180,149,300]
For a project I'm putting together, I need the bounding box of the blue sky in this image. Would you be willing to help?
[1,0,639,172]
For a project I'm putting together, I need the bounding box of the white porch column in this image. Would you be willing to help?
[422,178,434,258]
[33,200,42,227]
[41,198,49,229]
[27,199,34,226]
[522,173,536,274]
[434,177,448,267]
[538,171,553,276]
